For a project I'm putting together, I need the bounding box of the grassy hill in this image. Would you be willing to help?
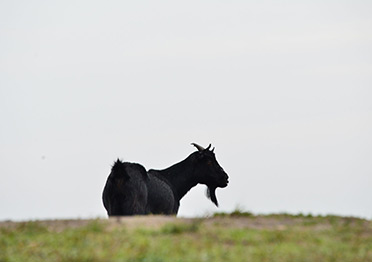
[1,212,371,262]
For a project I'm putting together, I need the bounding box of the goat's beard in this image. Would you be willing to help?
[206,186,218,207]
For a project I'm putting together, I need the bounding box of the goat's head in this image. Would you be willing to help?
[191,143,229,207]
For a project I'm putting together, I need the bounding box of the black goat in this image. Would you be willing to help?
[102,143,229,216]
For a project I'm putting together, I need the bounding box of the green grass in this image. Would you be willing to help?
[0,213,371,262]
[213,207,254,218]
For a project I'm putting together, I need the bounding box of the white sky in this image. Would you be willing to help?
[1,0,371,220]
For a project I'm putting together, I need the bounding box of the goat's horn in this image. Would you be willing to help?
[191,143,205,151]
[206,144,212,150]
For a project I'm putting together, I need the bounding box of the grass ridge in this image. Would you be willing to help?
[1,212,371,262]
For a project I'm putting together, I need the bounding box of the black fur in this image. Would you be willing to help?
[102,144,229,216]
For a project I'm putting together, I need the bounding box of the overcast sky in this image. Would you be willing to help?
[1,0,371,220]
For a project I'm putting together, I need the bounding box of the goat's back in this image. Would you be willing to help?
[146,171,179,214]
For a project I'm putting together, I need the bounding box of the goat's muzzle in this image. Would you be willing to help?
[219,173,229,188]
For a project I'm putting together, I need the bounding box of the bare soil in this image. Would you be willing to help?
[1,215,370,233]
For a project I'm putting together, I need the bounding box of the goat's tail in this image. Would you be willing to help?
[111,159,130,180]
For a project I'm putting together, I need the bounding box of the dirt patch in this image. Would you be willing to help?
[0,216,193,232]
[1,215,370,233]
[105,216,194,231]
[0,219,94,232]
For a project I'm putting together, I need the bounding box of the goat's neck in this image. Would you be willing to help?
[157,156,198,201]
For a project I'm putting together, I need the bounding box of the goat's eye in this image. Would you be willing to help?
[207,160,213,166]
